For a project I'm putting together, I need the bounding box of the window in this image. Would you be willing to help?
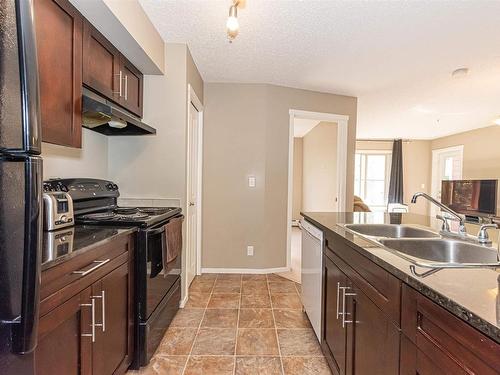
[354,151,392,211]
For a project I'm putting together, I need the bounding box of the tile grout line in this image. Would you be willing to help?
[180,274,218,375]
[268,274,286,375]
[232,275,242,375]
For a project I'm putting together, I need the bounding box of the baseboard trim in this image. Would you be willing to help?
[179,294,188,308]
[201,267,290,274]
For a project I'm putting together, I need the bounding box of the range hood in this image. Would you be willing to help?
[82,88,156,136]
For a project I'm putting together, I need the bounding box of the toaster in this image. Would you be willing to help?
[43,192,74,231]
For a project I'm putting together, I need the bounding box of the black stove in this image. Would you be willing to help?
[43,178,183,368]
[78,206,181,226]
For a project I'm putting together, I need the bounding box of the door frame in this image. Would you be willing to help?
[186,84,204,290]
[287,109,349,270]
[430,145,464,216]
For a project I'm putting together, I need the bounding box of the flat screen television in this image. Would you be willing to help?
[441,179,498,217]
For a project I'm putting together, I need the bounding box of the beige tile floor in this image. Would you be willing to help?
[128,273,331,375]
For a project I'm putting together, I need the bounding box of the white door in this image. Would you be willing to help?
[187,103,199,287]
[431,146,463,217]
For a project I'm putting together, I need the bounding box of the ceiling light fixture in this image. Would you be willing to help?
[494,117,500,126]
[451,67,469,79]
[226,1,240,42]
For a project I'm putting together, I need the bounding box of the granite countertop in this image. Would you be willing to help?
[301,211,500,344]
[41,225,137,271]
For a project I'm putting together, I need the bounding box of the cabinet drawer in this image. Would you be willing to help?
[324,231,401,324]
[40,234,132,317]
[401,284,500,374]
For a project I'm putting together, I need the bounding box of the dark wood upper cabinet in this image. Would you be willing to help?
[82,22,121,101]
[120,57,143,117]
[82,20,144,118]
[34,0,83,148]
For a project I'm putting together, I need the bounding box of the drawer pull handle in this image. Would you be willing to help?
[92,290,106,332]
[341,287,356,328]
[72,259,110,276]
[80,298,96,342]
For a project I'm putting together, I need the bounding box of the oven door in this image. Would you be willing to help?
[145,221,181,319]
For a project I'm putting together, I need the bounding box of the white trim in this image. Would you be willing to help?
[179,295,189,308]
[185,84,204,302]
[287,109,349,270]
[430,145,464,217]
[201,267,290,274]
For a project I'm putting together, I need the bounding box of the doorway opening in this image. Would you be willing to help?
[283,110,349,283]
[185,85,204,299]
[431,145,464,217]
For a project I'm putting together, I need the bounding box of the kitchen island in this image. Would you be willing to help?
[302,211,500,374]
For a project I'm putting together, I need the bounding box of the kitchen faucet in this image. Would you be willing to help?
[411,192,467,237]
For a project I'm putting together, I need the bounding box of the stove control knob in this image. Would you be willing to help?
[106,183,113,190]
[61,185,68,192]
[60,215,68,223]
[112,184,118,190]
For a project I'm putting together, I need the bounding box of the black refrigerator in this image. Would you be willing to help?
[0,0,43,374]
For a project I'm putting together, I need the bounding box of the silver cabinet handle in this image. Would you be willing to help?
[114,70,123,97]
[124,75,128,101]
[72,259,110,276]
[341,287,356,328]
[336,282,347,319]
[92,290,106,332]
[80,298,96,342]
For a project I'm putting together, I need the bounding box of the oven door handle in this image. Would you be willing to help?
[147,226,166,236]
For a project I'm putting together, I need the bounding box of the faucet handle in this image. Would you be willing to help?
[436,214,450,232]
[477,223,498,245]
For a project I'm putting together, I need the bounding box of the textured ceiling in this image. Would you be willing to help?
[139,0,500,139]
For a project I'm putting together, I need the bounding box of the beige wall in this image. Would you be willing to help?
[108,43,204,299]
[355,140,431,215]
[302,122,338,212]
[432,125,500,215]
[203,83,357,269]
[292,138,303,221]
[42,129,109,179]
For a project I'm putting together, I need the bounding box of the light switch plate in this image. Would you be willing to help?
[248,176,256,188]
[247,246,254,256]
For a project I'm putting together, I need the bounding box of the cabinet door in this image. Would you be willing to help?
[401,285,500,375]
[83,21,121,101]
[92,263,133,375]
[120,56,143,117]
[323,255,348,375]
[36,287,93,375]
[345,285,400,375]
[34,0,83,148]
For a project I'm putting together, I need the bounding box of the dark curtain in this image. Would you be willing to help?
[388,139,404,204]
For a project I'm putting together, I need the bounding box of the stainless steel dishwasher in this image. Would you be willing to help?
[300,219,323,342]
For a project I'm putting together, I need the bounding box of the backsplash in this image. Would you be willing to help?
[118,197,181,208]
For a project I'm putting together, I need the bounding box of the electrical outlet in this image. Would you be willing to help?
[247,246,254,256]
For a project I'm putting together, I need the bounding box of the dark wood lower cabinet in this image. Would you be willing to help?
[36,234,134,375]
[323,255,348,375]
[321,229,500,375]
[346,285,399,375]
[401,284,500,375]
[92,263,133,375]
[322,251,399,375]
[36,287,92,375]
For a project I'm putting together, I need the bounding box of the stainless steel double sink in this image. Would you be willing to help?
[343,223,500,269]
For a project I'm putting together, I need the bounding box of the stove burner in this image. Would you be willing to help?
[121,212,150,220]
[138,207,172,215]
[80,212,117,221]
[115,207,139,215]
